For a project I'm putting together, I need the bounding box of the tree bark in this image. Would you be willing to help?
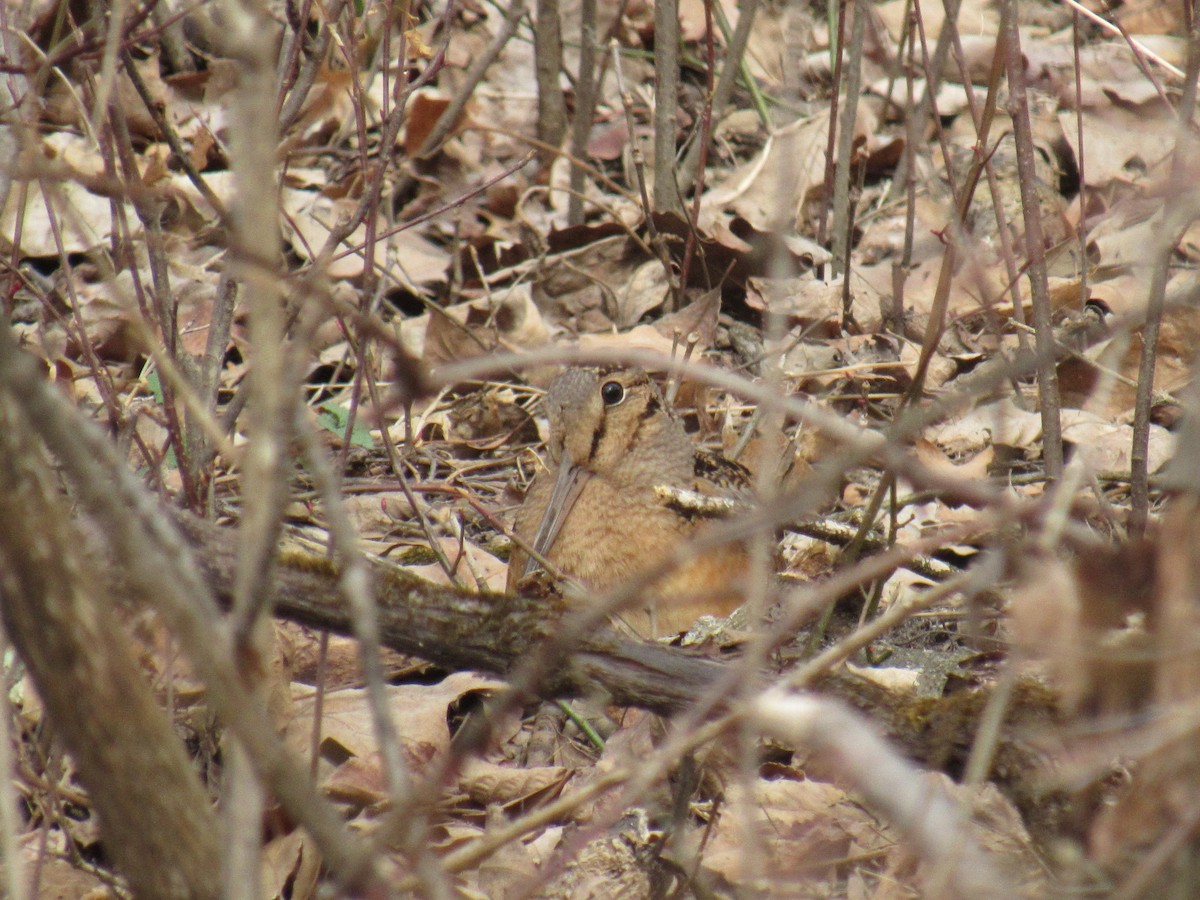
[176,512,729,717]
[0,400,223,900]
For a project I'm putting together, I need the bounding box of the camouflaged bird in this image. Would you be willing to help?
[507,367,751,637]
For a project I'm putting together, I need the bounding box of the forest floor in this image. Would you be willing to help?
[4,0,1200,896]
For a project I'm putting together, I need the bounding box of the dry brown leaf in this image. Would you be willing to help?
[1116,0,1183,34]
[1060,409,1174,474]
[11,832,112,898]
[703,777,889,887]
[324,755,389,807]
[447,386,535,449]
[401,534,507,592]
[746,277,845,334]
[341,492,412,538]
[892,777,1045,895]
[277,624,368,689]
[403,89,456,155]
[282,192,369,279]
[458,757,570,808]
[286,672,504,774]
[877,0,997,44]
[1058,102,1176,189]
[586,117,632,161]
[927,399,1042,456]
[614,259,669,327]
[536,810,666,898]
[423,289,549,367]
[531,233,643,328]
[262,829,321,900]
[288,66,360,146]
[707,112,829,231]
[473,822,546,896]
[652,285,723,349]
[2,175,112,256]
[914,436,995,481]
[844,662,921,693]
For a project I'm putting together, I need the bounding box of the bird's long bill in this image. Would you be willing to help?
[523,456,591,578]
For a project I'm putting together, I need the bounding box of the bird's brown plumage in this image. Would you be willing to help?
[508,368,749,637]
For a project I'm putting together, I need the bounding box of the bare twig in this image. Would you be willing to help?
[295,406,452,893]
[1070,10,1089,307]
[677,0,716,294]
[218,2,296,891]
[221,0,292,632]
[566,0,598,225]
[276,0,339,135]
[814,0,847,272]
[830,0,866,279]
[417,0,527,158]
[753,688,1013,898]
[887,7,918,336]
[104,69,212,507]
[120,47,227,219]
[533,0,569,160]
[1130,17,1200,533]
[886,0,961,203]
[610,42,677,299]
[946,6,1028,345]
[999,0,1063,480]
[677,0,763,188]
[652,0,681,215]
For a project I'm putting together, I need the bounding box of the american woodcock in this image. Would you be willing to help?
[507,367,751,637]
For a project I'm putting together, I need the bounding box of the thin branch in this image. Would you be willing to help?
[677,0,763,188]
[999,0,1063,481]
[566,0,598,224]
[1130,11,1200,532]
[533,0,568,160]
[417,0,527,158]
[652,0,680,214]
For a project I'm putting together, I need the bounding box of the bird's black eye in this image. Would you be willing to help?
[600,380,625,406]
